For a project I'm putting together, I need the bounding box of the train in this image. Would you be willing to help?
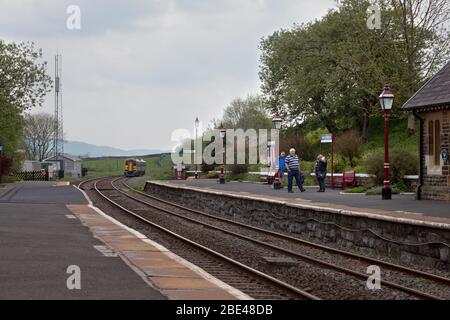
[124,158,146,177]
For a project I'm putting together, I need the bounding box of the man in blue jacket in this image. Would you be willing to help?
[278,151,286,185]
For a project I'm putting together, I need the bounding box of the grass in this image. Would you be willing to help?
[365,186,401,195]
[344,186,367,193]
[82,154,174,180]
[362,116,419,155]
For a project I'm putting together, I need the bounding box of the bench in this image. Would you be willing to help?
[342,171,356,189]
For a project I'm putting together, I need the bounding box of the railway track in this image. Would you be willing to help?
[79,176,450,300]
[79,177,320,300]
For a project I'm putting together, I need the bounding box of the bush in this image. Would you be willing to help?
[335,130,363,167]
[201,162,216,174]
[363,149,384,184]
[281,132,317,161]
[390,148,419,183]
[364,148,418,185]
[229,164,249,175]
[206,171,219,179]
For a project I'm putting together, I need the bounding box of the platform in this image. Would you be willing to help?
[164,179,450,224]
[0,181,242,300]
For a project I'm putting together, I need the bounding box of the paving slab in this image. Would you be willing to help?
[0,181,244,300]
[67,203,245,300]
[0,202,165,299]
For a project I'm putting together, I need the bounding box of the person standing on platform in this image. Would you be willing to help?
[315,154,327,192]
[285,148,306,193]
[278,151,286,188]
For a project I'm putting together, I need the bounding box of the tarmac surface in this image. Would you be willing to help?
[0,182,166,299]
[167,179,450,219]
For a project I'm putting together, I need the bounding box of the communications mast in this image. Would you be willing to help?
[53,54,64,159]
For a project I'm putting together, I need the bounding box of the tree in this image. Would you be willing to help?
[0,40,52,171]
[222,95,273,130]
[23,113,56,161]
[0,41,52,112]
[259,0,450,139]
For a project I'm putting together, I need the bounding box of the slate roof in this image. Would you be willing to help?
[402,60,450,110]
[44,154,82,162]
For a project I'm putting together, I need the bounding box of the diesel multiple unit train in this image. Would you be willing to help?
[124,158,146,177]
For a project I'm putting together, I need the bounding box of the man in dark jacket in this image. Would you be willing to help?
[315,154,327,192]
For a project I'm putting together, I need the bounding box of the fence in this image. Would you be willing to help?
[13,171,49,181]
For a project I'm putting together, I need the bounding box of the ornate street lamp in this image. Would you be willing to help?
[218,123,226,184]
[379,83,394,200]
[272,112,283,190]
[194,117,200,179]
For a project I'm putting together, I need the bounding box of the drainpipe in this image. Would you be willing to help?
[413,111,424,200]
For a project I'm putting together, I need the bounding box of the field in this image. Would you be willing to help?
[82,153,174,180]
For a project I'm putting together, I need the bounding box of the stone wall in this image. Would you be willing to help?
[145,181,450,270]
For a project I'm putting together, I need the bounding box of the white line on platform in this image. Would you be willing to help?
[93,245,118,257]
[65,214,77,219]
[73,183,252,300]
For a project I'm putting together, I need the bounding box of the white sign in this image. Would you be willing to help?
[321,134,333,143]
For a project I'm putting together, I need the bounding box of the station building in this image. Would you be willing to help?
[44,153,83,178]
[402,61,450,201]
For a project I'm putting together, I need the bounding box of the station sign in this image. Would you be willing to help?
[320,134,333,143]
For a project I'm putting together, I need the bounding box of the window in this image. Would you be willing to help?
[435,120,441,166]
[428,120,434,156]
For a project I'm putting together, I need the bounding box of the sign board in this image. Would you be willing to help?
[0,146,3,152]
[442,148,449,162]
[321,134,333,143]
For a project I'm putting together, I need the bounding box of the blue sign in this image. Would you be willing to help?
[0,146,3,152]
[321,134,333,143]
[442,148,449,162]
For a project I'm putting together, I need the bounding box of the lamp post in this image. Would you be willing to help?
[272,112,283,189]
[379,83,395,200]
[194,117,200,179]
[218,123,226,184]
[0,146,3,185]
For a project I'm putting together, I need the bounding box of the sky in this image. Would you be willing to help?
[0,0,335,150]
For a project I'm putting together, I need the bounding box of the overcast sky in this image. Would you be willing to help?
[1,0,335,150]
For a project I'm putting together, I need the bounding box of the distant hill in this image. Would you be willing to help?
[64,141,167,158]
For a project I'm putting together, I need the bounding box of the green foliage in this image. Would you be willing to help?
[365,186,401,196]
[305,128,328,145]
[363,147,418,185]
[221,95,272,130]
[82,154,174,180]
[0,40,52,174]
[334,130,362,167]
[206,171,219,179]
[281,132,317,161]
[229,164,249,175]
[259,0,450,136]
[345,186,367,193]
[0,41,52,112]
